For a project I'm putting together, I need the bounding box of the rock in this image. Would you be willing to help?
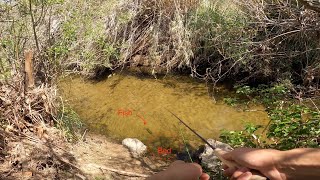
[122,138,147,158]
[50,18,60,35]
[199,139,233,171]
[177,145,204,164]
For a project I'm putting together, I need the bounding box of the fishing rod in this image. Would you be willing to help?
[167,109,268,180]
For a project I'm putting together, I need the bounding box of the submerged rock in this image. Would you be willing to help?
[199,139,233,171]
[122,138,147,158]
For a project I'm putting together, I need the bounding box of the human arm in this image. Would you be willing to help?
[277,148,320,179]
[147,160,210,180]
[222,148,320,180]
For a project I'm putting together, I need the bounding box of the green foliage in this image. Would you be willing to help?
[118,11,133,24]
[48,19,77,59]
[0,38,12,79]
[0,58,10,80]
[220,85,320,150]
[56,106,83,142]
[236,86,253,95]
[94,177,106,180]
[28,0,64,6]
[48,43,69,59]
[45,0,65,5]
[61,20,78,42]
[223,97,238,106]
[268,104,320,150]
[220,123,263,148]
[46,19,77,61]
[96,37,120,67]
[234,84,289,107]
[46,0,118,73]
[188,2,251,63]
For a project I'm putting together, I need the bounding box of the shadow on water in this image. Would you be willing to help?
[109,76,125,90]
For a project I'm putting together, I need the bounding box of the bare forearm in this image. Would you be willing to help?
[277,148,320,180]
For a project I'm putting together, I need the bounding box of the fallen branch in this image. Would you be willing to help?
[87,163,151,178]
[0,20,14,22]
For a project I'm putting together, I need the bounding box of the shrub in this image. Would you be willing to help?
[220,123,263,148]
[220,85,320,150]
[56,106,83,142]
[268,104,320,149]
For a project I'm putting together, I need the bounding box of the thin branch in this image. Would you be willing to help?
[0,20,14,22]
[29,0,40,52]
[87,163,151,178]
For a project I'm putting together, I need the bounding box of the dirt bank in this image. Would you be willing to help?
[0,127,171,180]
[70,132,163,180]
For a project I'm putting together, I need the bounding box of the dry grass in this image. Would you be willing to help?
[104,0,198,74]
[0,127,84,179]
[0,78,56,132]
[101,0,320,92]
[0,73,79,178]
[234,0,320,89]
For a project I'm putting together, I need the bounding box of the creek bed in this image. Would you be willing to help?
[59,71,269,153]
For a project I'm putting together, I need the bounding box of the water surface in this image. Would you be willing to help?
[59,71,269,151]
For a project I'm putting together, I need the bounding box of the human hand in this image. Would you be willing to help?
[222,148,284,180]
[148,160,210,180]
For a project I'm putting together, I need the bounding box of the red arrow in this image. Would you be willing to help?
[136,114,147,125]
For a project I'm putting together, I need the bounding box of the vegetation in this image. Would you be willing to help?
[2,0,319,85]
[0,0,319,178]
[220,85,320,150]
[56,106,83,142]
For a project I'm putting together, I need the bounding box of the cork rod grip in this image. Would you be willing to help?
[214,148,268,180]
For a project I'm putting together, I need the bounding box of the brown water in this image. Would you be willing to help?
[59,71,269,151]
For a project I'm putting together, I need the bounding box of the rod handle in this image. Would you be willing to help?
[214,148,268,180]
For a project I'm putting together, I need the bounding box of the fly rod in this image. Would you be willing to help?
[167,109,268,180]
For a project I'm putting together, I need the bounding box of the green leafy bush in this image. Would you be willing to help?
[220,85,320,150]
[223,97,238,106]
[268,104,320,149]
[220,123,263,148]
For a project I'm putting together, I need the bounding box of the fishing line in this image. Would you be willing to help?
[178,123,201,180]
[178,122,193,163]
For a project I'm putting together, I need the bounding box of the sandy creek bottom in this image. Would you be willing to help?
[59,71,269,156]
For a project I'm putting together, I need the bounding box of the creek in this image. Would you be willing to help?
[59,70,269,153]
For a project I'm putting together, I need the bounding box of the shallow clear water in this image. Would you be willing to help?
[59,71,269,151]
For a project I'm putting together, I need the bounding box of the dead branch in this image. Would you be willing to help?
[87,163,151,178]
[298,0,320,13]
[24,50,35,89]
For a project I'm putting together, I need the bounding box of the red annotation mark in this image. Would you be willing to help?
[117,109,148,125]
[158,147,172,155]
[149,147,174,161]
[117,109,132,117]
[136,114,147,125]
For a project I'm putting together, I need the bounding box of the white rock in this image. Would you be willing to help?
[200,139,233,171]
[50,18,60,35]
[122,138,147,158]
